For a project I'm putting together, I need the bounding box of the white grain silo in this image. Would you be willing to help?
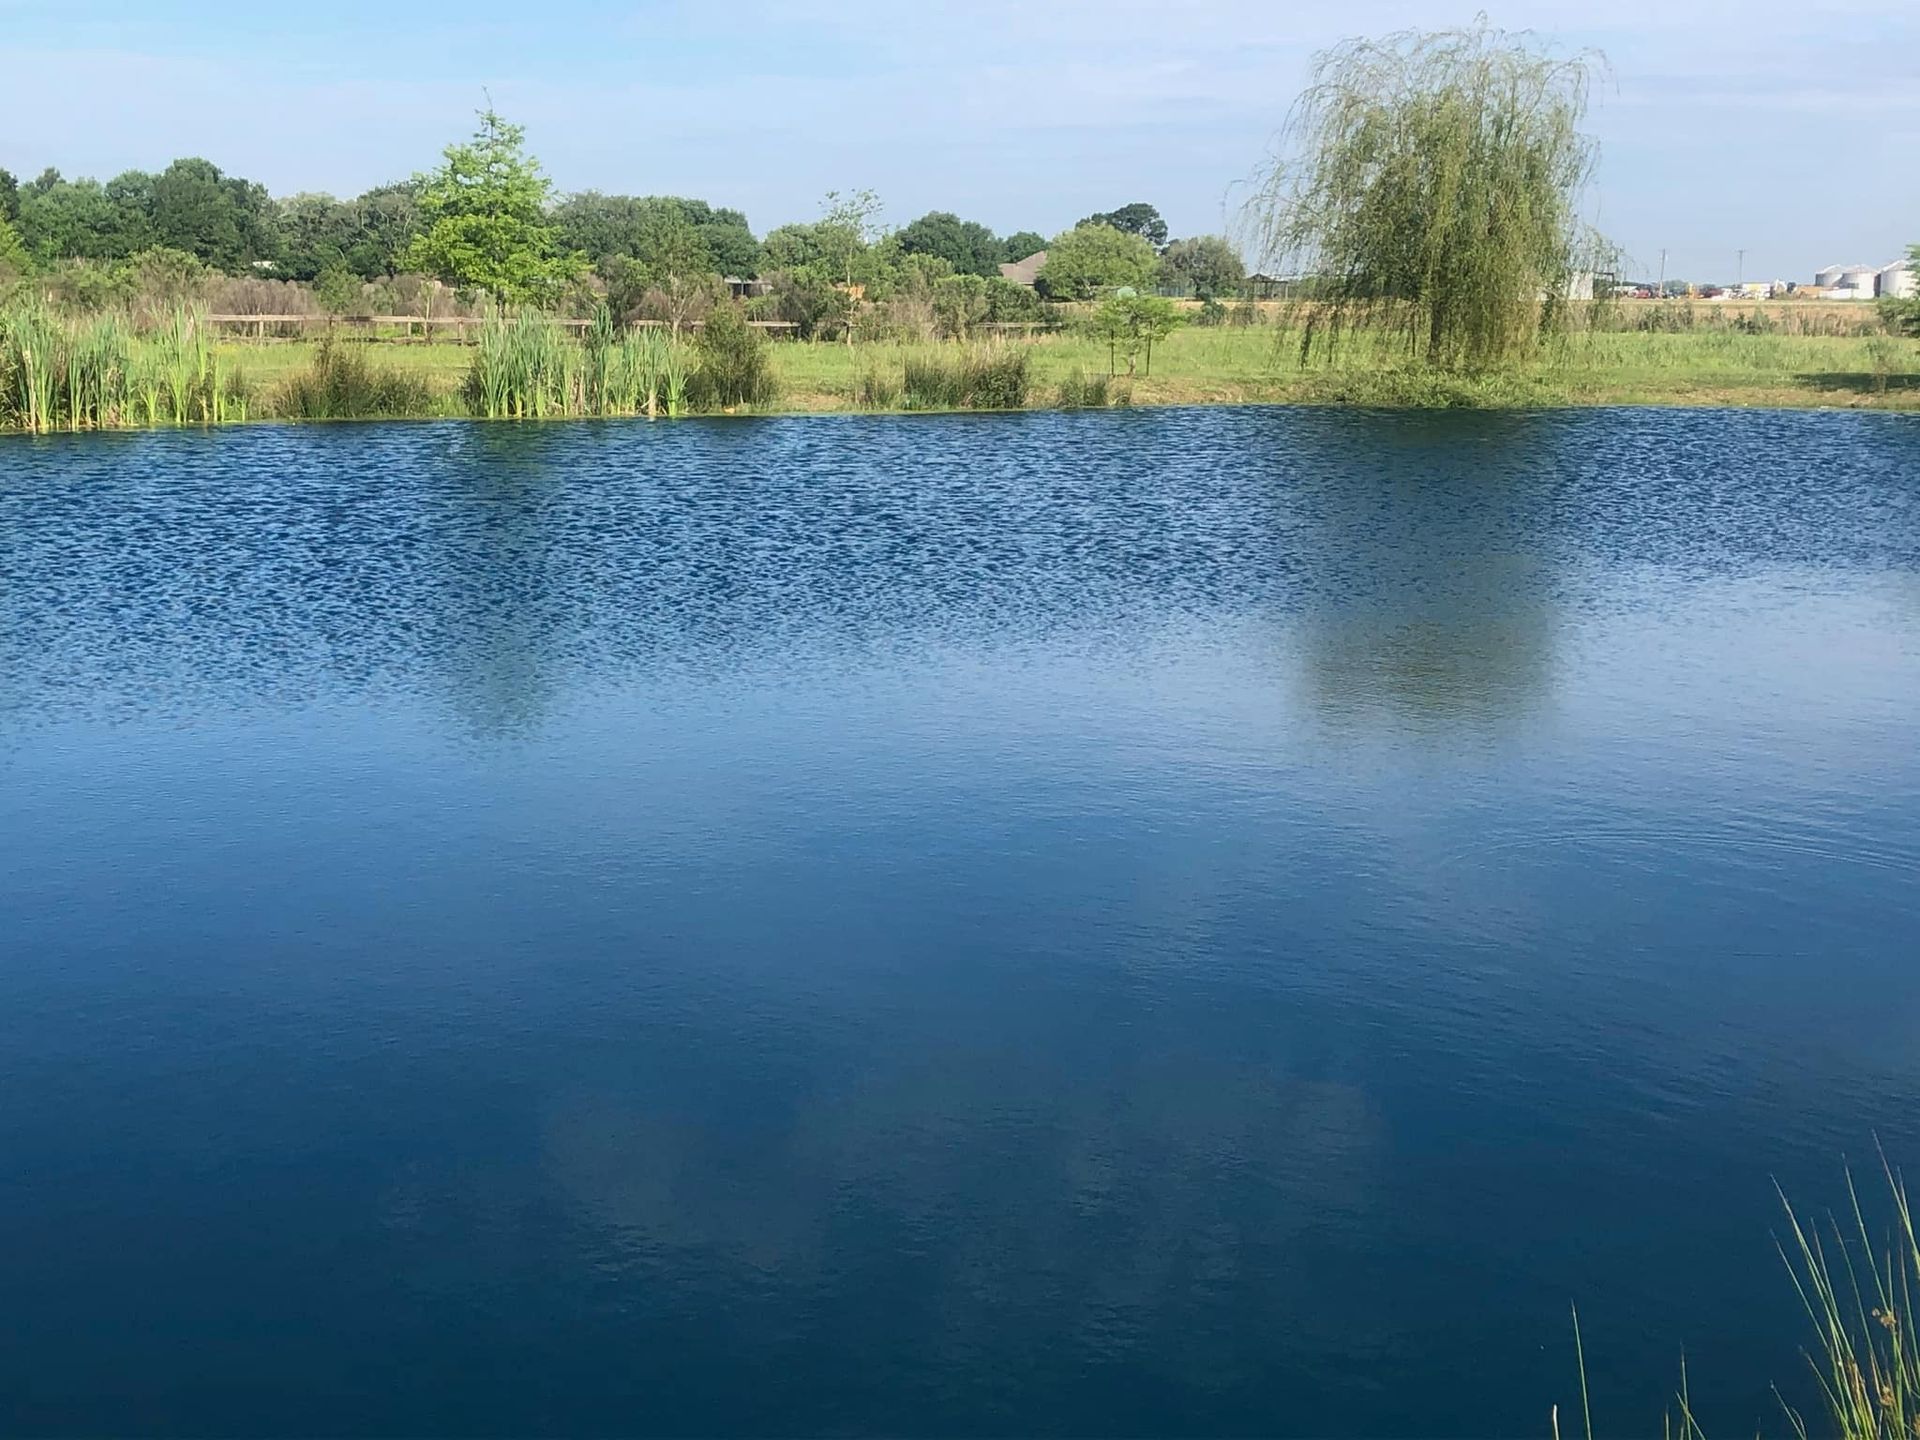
[1839,265,1880,297]
[1878,262,1915,300]
[1815,264,1846,288]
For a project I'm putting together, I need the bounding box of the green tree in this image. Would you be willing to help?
[1159,235,1245,299]
[631,201,714,283]
[1000,230,1046,264]
[279,192,362,280]
[691,301,775,408]
[313,262,361,315]
[983,275,1041,322]
[149,158,278,270]
[1078,203,1167,249]
[351,182,420,278]
[762,222,836,272]
[0,214,30,277]
[896,211,1003,278]
[762,266,851,340]
[550,191,650,263]
[815,187,886,334]
[1251,21,1604,370]
[18,176,122,262]
[403,109,585,304]
[1881,246,1920,339]
[884,248,956,300]
[1038,224,1159,301]
[553,193,759,276]
[0,169,19,225]
[628,201,718,331]
[931,273,990,338]
[126,246,207,305]
[1088,292,1183,376]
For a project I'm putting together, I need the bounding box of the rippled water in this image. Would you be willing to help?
[2,408,1917,1437]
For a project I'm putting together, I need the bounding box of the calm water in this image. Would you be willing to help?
[2,408,1918,1437]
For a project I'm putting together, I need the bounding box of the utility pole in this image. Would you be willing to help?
[1658,248,1667,298]
[1736,249,1746,287]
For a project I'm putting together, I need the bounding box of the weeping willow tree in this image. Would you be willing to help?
[1252,21,1608,372]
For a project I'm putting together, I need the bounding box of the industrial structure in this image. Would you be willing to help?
[1808,260,1911,300]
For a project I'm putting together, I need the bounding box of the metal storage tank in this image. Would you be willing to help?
[1879,262,1915,300]
[1840,265,1880,292]
[1815,264,1845,287]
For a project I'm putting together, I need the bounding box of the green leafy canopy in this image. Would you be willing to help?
[1252,20,1609,372]
[403,109,586,304]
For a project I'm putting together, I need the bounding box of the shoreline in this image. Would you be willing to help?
[6,390,1918,442]
[5,324,1918,435]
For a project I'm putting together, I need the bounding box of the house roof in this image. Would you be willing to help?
[998,250,1047,287]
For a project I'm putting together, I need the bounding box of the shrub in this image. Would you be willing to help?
[282,339,435,419]
[1055,370,1130,409]
[1292,364,1562,409]
[900,346,1029,410]
[690,302,776,409]
[857,365,900,409]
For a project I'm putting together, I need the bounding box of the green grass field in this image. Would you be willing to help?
[212,326,1920,418]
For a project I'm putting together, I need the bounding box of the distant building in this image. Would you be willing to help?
[1243,272,1298,298]
[998,251,1047,289]
[724,277,771,300]
[1878,261,1915,300]
[1816,264,1882,300]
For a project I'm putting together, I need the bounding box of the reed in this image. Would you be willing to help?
[467,309,694,420]
[618,329,664,417]
[144,306,236,425]
[1777,1153,1920,1440]
[659,332,689,417]
[1,302,63,433]
[0,302,223,432]
[64,314,132,430]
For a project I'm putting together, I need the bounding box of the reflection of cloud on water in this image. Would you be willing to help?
[538,1028,1385,1388]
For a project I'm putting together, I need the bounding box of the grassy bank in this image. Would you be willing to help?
[7,318,1918,433]
[230,327,1920,415]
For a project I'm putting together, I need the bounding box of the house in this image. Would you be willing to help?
[725,276,772,300]
[998,250,1047,288]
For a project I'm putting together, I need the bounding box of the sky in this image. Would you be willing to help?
[0,0,1914,282]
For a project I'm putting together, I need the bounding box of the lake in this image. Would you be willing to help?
[2,407,1917,1437]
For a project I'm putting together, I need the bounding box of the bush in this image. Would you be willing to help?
[759,266,851,340]
[1292,365,1563,409]
[279,339,436,419]
[1055,370,1130,409]
[690,302,776,409]
[900,346,1029,410]
[857,365,900,409]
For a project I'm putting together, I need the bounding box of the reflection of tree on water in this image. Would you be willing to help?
[421,426,574,741]
[1287,410,1562,732]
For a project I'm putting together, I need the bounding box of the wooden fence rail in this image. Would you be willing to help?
[206,314,800,341]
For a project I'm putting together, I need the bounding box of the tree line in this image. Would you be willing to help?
[6,19,1688,376]
[0,114,1245,340]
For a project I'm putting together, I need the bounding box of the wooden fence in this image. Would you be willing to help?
[207,314,801,342]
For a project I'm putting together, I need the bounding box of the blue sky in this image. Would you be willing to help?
[1,0,1913,281]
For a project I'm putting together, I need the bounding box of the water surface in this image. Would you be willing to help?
[2,408,1918,1436]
